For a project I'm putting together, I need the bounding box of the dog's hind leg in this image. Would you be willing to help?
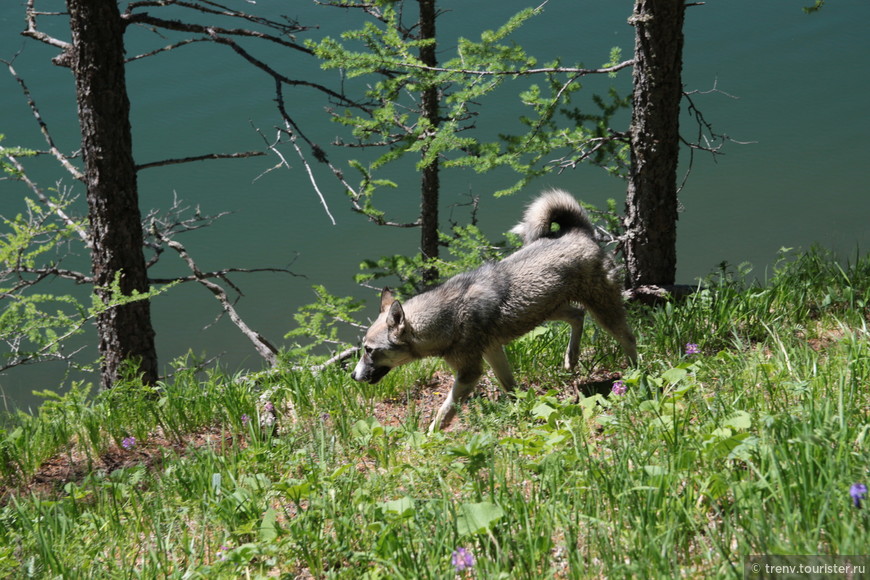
[547,303,586,371]
[484,346,517,392]
[583,290,638,366]
[429,364,482,433]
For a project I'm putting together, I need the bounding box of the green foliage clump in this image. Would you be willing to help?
[284,284,365,360]
[0,139,91,370]
[356,223,518,298]
[308,2,630,212]
[1,138,172,373]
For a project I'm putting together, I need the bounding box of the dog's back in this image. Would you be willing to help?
[412,190,609,350]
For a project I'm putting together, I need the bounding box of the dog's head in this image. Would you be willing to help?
[351,288,416,384]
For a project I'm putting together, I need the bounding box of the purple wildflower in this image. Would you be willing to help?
[240,414,250,426]
[121,436,136,450]
[685,343,700,356]
[850,483,867,508]
[611,380,627,396]
[451,547,475,572]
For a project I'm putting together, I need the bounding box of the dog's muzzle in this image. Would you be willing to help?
[351,360,391,384]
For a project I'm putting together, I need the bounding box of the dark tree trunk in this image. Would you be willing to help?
[624,0,685,287]
[418,0,440,285]
[67,0,158,388]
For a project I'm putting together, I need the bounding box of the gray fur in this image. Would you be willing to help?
[351,189,638,431]
[509,188,595,242]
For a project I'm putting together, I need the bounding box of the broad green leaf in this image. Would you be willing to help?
[379,496,416,518]
[259,508,279,542]
[722,410,752,431]
[457,501,504,535]
[661,366,688,385]
[531,402,558,421]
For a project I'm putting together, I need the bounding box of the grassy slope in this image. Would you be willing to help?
[0,248,868,579]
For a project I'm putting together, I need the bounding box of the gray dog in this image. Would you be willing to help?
[351,189,638,431]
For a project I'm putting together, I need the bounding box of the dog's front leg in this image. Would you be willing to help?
[429,366,481,433]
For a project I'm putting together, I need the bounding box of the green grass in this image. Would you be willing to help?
[0,247,868,578]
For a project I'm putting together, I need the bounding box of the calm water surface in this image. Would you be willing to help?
[1,0,868,409]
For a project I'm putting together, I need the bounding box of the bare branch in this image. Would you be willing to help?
[0,324,88,373]
[122,5,313,55]
[1,154,91,247]
[136,150,266,171]
[549,133,630,174]
[284,122,336,225]
[309,345,359,372]
[121,2,364,111]
[202,28,359,108]
[5,266,93,285]
[268,89,420,229]
[21,0,72,56]
[125,37,210,62]
[252,123,339,226]
[148,266,301,286]
[142,190,227,233]
[125,0,314,39]
[2,59,84,181]
[679,80,755,193]
[153,229,279,366]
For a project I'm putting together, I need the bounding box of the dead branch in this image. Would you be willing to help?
[136,150,266,171]
[549,132,631,174]
[268,84,421,229]
[125,37,210,62]
[281,122,336,225]
[21,0,72,55]
[200,27,359,108]
[678,80,755,193]
[0,323,89,373]
[154,229,279,367]
[3,59,84,182]
[5,266,92,285]
[122,4,313,53]
[149,267,301,286]
[1,153,91,247]
[310,345,359,372]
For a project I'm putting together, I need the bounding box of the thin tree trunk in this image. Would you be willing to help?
[418,0,440,285]
[624,0,685,287]
[67,0,158,387]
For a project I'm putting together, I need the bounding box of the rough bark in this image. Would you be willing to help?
[67,0,158,387]
[418,0,440,285]
[624,0,685,287]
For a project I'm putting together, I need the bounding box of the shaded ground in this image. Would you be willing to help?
[15,428,243,499]
[3,369,625,500]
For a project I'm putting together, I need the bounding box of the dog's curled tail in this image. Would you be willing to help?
[510,189,594,244]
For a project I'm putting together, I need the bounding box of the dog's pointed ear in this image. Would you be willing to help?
[379,287,396,313]
[386,299,405,335]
